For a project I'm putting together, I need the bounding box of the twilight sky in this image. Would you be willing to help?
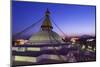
[12,1,96,37]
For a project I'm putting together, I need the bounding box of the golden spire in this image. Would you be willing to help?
[41,9,53,31]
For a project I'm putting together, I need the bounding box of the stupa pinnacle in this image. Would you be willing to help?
[41,8,53,31]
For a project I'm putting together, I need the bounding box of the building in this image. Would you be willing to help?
[29,9,65,45]
[12,9,79,66]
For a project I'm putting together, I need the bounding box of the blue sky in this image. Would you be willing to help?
[12,1,96,37]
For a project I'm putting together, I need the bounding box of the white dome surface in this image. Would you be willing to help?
[29,30,65,45]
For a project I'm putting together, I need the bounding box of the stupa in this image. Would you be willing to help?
[12,9,77,66]
[29,9,65,45]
